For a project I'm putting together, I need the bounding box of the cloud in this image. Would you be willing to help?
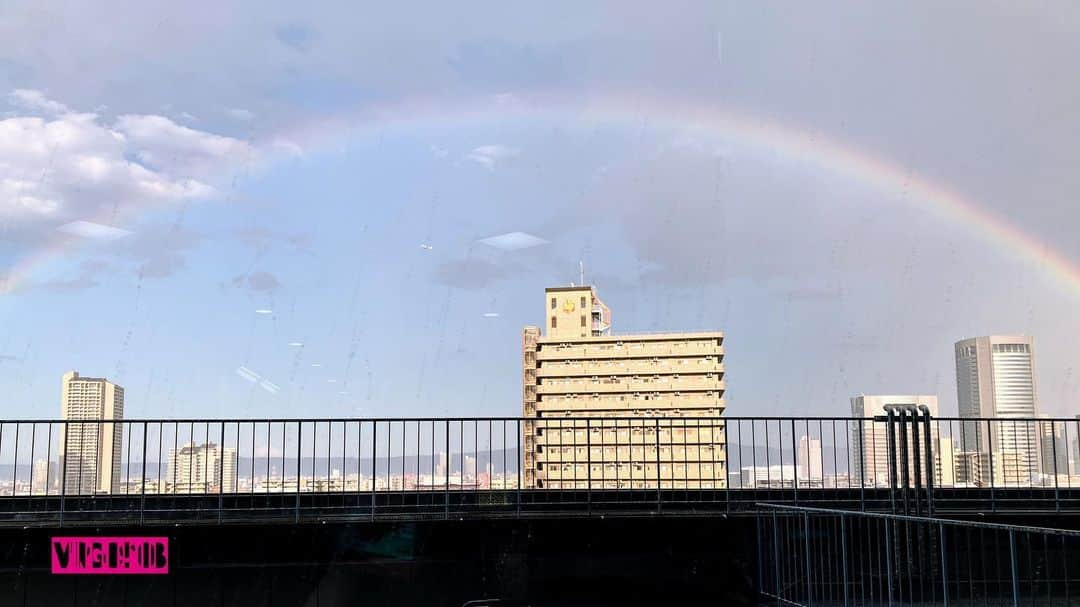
[275,23,316,52]
[114,113,253,177]
[0,90,251,240]
[122,224,203,280]
[477,231,548,251]
[56,220,132,240]
[8,89,68,114]
[231,270,281,293]
[467,144,519,168]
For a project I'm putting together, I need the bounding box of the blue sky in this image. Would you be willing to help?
[1,2,1079,419]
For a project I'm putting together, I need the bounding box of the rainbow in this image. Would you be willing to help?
[4,91,1076,296]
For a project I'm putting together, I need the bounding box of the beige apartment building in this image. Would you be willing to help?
[523,286,726,490]
[59,371,124,495]
[166,442,238,494]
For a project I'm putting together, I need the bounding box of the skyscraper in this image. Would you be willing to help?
[59,371,124,495]
[955,336,1040,485]
[850,395,940,488]
[166,442,237,494]
[1039,416,1069,478]
[797,436,823,485]
[523,285,725,490]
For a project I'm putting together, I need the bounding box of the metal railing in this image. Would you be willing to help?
[0,415,1078,524]
[758,503,1080,606]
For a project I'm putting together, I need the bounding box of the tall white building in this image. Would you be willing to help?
[955,336,1040,485]
[166,442,238,494]
[850,395,939,487]
[797,437,823,484]
[59,371,124,495]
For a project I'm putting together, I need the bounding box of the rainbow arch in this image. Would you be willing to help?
[3,92,1076,297]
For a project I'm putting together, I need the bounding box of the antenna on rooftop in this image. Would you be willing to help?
[579,261,585,286]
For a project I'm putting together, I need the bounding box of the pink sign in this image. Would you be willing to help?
[51,537,169,574]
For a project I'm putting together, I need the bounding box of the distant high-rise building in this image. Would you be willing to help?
[523,285,725,490]
[166,442,237,494]
[850,395,939,487]
[31,459,53,495]
[59,371,124,495]
[1072,415,1080,476]
[797,437,823,484]
[955,336,1040,484]
[1039,416,1069,478]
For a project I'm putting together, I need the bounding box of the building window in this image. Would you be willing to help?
[580,296,586,308]
[551,316,557,329]
[580,315,586,327]
[551,297,556,309]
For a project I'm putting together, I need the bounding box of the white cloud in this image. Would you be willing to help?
[8,89,69,114]
[467,144,519,168]
[115,114,253,176]
[56,220,132,240]
[477,231,548,251]
[0,90,254,232]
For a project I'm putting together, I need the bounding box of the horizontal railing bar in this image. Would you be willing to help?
[0,414,1070,423]
[756,502,1080,536]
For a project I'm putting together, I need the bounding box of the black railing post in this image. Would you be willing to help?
[1052,420,1061,512]
[910,408,923,517]
[444,421,449,519]
[857,420,865,511]
[884,517,894,605]
[886,410,897,514]
[140,422,148,525]
[59,421,66,526]
[987,419,996,512]
[939,521,949,607]
[724,419,730,513]
[791,418,799,505]
[772,511,781,604]
[373,420,380,521]
[803,512,812,605]
[218,421,225,524]
[295,421,302,523]
[516,419,521,517]
[841,514,849,607]
[656,418,662,514]
[586,418,592,516]
[1009,530,1020,607]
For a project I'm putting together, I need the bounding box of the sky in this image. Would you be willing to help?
[1,1,1079,420]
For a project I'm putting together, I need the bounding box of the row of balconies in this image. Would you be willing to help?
[536,393,724,410]
[535,375,724,395]
[533,445,723,462]
[532,407,724,418]
[539,479,726,489]
[536,357,721,377]
[535,462,725,480]
[535,340,722,361]
[532,431,725,445]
